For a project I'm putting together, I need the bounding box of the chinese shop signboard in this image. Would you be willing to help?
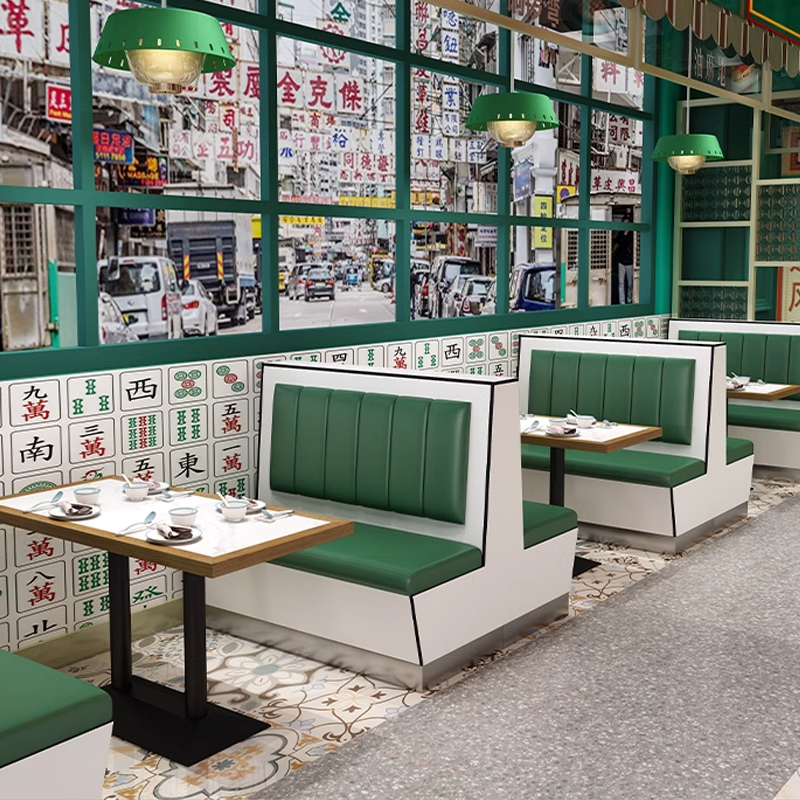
[93,128,135,165]
[117,156,168,187]
[46,84,71,122]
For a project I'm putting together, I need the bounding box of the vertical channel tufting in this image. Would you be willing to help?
[355,393,397,510]
[388,397,432,516]
[764,335,792,384]
[324,390,364,504]
[741,334,768,380]
[576,353,608,421]
[631,357,664,428]
[294,388,332,497]
[550,351,581,416]
[789,338,800,401]
[720,333,744,375]
[529,350,555,414]
[603,355,635,424]
[270,384,302,493]
[423,399,471,524]
[660,359,695,445]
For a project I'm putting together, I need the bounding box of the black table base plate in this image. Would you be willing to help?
[104,676,269,766]
[573,555,601,577]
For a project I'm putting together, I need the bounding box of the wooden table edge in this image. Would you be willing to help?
[727,384,800,401]
[521,425,663,453]
[0,478,354,578]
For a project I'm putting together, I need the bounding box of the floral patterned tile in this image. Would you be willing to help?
[60,478,800,799]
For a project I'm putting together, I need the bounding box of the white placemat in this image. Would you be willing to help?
[0,479,328,558]
[519,416,653,444]
[732,382,793,395]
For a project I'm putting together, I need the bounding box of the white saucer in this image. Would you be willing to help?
[49,506,101,521]
[215,500,265,515]
[146,481,170,495]
[546,429,580,437]
[145,527,202,545]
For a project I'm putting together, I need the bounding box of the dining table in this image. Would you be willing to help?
[726,382,800,401]
[0,476,353,766]
[521,416,663,576]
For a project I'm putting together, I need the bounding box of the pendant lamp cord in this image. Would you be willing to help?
[686,35,692,134]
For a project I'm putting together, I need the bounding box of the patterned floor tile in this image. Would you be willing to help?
[59,478,800,799]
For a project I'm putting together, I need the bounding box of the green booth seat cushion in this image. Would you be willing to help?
[728,403,800,432]
[523,501,578,549]
[0,650,112,769]
[726,437,754,464]
[272,522,482,595]
[521,446,705,488]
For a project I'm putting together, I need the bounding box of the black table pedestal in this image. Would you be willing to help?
[103,553,269,765]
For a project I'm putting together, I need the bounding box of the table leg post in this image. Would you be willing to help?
[550,448,565,507]
[108,553,132,693]
[182,572,207,720]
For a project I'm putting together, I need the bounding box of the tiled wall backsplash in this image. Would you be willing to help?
[0,314,668,652]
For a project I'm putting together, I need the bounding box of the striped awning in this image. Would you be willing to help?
[618,0,800,76]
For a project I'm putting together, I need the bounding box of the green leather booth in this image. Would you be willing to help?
[0,649,112,769]
[269,384,577,595]
[678,329,800,431]
[523,350,706,487]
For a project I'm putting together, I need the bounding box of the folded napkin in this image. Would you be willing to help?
[155,522,194,540]
[546,424,577,435]
[57,500,94,516]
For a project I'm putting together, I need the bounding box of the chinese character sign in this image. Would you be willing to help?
[0,0,43,60]
[93,129,134,164]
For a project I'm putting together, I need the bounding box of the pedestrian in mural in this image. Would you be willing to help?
[613,210,634,304]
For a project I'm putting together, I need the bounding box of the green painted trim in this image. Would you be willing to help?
[638,73,658,308]
[578,55,592,309]
[48,260,60,349]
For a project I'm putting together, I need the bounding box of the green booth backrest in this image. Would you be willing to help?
[678,330,800,401]
[270,384,471,524]
[528,351,696,446]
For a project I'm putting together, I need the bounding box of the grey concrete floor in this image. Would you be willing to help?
[256,496,800,800]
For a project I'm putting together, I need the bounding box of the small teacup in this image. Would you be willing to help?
[123,481,150,502]
[220,499,248,522]
[74,486,101,505]
[574,414,596,429]
[550,417,568,426]
[169,506,198,527]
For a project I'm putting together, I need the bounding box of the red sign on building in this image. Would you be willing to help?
[46,84,71,122]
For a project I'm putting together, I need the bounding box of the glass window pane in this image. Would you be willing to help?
[412,1,499,73]
[278,0,396,45]
[411,73,497,213]
[97,208,261,341]
[589,111,642,209]
[518,35,582,96]
[0,203,77,350]
[277,38,396,205]
[409,221,495,320]
[279,216,396,330]
[511,225,577,312]
[588,223,639,306]
[0,0,73,188]
[92,17,261,199]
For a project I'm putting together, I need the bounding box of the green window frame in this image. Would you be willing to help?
[0,0,656,381]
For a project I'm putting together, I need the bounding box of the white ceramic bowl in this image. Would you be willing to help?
[575,415,595,429]
[74,487,101,505]
[550,417,568,426]
[123,481,150,502]
[220,500,248,522]
[169,506,198,527]
[736,376,751,386]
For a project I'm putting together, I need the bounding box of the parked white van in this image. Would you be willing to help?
[98,257,183,340]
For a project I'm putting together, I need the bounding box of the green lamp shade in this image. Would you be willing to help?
[93,7,235,93]
[652,133,724,174]
[466,92,558,148]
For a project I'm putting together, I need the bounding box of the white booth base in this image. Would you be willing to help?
[0,722,112,800]
[522,458,752,553]
[206,527,577,691]
[730,425,800,475]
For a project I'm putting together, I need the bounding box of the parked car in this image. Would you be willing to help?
[457,276,495,317]
[303,267,336,301]
[482,277,497,315]
[99,292,139,344]
[430,255,482,318]
[412,264,432,317]
[98,256,183,339]
[287,263,315,300]
[441,275,472,319]
[375,260,395,294]
[510,263,558,312]
[181,279,219,336]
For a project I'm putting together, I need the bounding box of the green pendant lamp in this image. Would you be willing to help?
[652,133,723,175]
[93,5,235,95]
[466,91,559,148]
[652,47,723,175]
